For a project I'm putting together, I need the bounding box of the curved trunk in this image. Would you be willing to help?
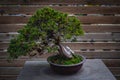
[58,43,73,58]
[55,36,73,58]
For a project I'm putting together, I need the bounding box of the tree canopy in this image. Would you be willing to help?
[7,7,84,59]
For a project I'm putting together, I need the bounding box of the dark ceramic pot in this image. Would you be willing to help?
[47,54,86,75]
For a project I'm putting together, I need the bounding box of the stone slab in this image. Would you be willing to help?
[17,59,116,80]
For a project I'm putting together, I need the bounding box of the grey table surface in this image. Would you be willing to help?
[17,59,116,80]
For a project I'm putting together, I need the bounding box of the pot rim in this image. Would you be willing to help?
[47,54,86,67]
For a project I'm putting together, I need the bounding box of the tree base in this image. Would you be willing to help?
[47,54,86,75]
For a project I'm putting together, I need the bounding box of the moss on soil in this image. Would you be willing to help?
[49,54,83,65]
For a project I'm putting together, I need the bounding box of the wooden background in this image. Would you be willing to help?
[0,0,120,80]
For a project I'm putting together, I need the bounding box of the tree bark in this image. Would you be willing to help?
[55,35,73,58]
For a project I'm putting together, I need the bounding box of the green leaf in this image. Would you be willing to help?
[7,7,84,60]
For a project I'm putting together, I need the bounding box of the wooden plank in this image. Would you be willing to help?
[0,33,10,41]
[0,59,26,67]
[0,51,52,59]
[1,6,120,14]
[0,51,6,56]
[113,33,120,41]
[77,51,120,59]
[77,33,113,41]
[0,33,16,42]
[0,75,17,80]
[0,16,120,24]
[0,16,29,24]
[77,16,120,24]
[0,59,119,67]
[0,42,9,49]
[83,25,120,33]
[109,67,120,72]
[0,0,120,5]
[63,42,120,50]
[0,24,120,33]
[0,24,23,32]
[0,67,22,75]
[0,51,120,59]
[1,42,120,50]
[103,59,120,67]
[0,58,46,67]
[109,67,120,76]
[109,67,120,80]
[0,33,116,42]
[115,76,120,80]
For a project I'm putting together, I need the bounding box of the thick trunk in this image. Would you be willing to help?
[58,43,73,58]
[58,43,66,57]
[55,36,73,58]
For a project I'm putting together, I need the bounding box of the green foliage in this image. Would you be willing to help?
[7,7,84,59]
[49,54,83,65]
[7,39,36,59]
[18,25,41,41]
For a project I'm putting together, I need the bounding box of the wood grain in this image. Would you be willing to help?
[0,16,120,24]
[0,75,17,80]
[0,51,120,59]
[0,67,22,75]
[0,24,23,32]
[0,6,120,15]
[0,24,120,33]
[109,67,120,80]
[103,59,120,67]
[63,42,120,50]
[0,0,120,5]
[0,42,120,50]
[1,33,117,42]
[0,59,119,67]
[83,25,120,33]
[0,59,25,67]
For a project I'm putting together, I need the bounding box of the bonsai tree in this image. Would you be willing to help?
[7,7,84,64]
